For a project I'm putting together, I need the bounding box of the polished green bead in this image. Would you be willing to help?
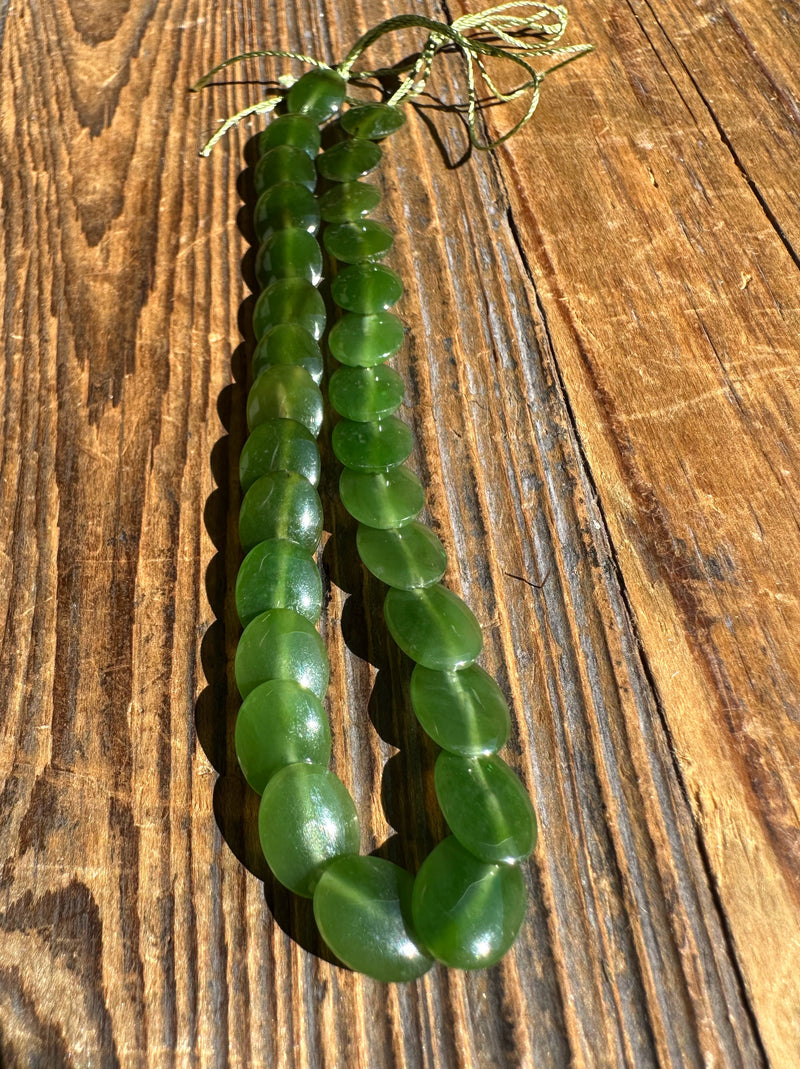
[340,103,406,140]
[339,466,424,529]
[235,608,329,699]
[332,264,403,314]
[409,663,511,756]
[254,182,320,244]
[247,365,323,437]
[259,113,321,159]
[235,679,331,794]
[252,323,323,384]
[253,278,326,340]
[240,418,320,492]
[356,521,447,589]
[313,856,433,981]
[239,470,323,553]
[328,312,404,366]
[317,138,382,182]
[332,417,412,473]
[254,145,317,197]
[259,763,359,897]
[323,220,394,264]
[235,538,322,626]
[318,181,381,223]
[287,68,347,124]
[383,585,483,670]
[328,365,404,422]
[255,228,322,287]
[411,836,527,969]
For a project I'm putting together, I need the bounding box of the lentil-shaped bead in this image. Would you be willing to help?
[323,220,394,264]
[235,608,329,699]
[339,466,424,529]
[287,68,347,124]
[247,365,323,436]
[328,312,404,366]
[356,521,447,589]
[340,103,406,140]
[383,584,483,670]
[252,323,323,383]
[235,537,323,626]
[332,263,403,314]
[255,228,323,287]
[409,663,511,756]
[318,181,381,223]
[332,416,413,472]
[239,470,323,553]
[239,418,320,492]
[254,182,320,243]
[316,138,382,182]
[258,113,321,159]
[328,364,404,422]
[254,144,317,197]
[253,278,326,340]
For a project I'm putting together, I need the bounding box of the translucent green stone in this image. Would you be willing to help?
[318,181,381,223]
[235,679,331,794]
[235,608,329,699]
[253,182,320,244]
[235,538,322,626]
[328,365,404,422]
[287,68,347,124]
[313,856,433,982]
[339,466,424,529]
[409,663,511,756]
[252,323,323,384]
[253,278,326,340]
[332,264,403,314]
[255,228,322,287]
[383,585,483,670]
[317,138,382,182]
[259,764,359,897]
[328,312,404,366]
[332,417,412,472]
[411,836,527,969]
[247,365,323,437]
[340,104,406,140]
[239,470,323,553]
[259,113,321,159]
[240,418,320,493]
[356,521,447,589]
[323,220,394,264]
[254,145,317,197]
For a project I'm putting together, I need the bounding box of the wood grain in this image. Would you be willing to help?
[0,0,797,1065]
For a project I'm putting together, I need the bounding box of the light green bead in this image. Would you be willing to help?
[339,466,425,528]
[317,138,382,182]
[235,538,322,626]
[239,418,320,492]
[383,584,483,670]
[318,181,381,223]
[356,521,447,589]
[254,145,317,196]
[239,470,323,553]
[252,323,323,384]
[328,365,404,422]
[235,608,329,699]
[247,365,323,437]
[253,182,320,244]
[332,264,403,314]
[253,278,326,341]
[323,220,394,264]
[332,416,413,472]
[255,228,322,287]
[409,663,511,756]
[328,312,404,366]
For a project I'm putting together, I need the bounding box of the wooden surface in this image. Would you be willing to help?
[1,0,798,1064]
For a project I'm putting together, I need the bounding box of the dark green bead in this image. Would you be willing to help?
[287,68,347,124]
[259,113,321,159]
[356,521,447,589]
[235,538,323,626]
[235,679,331,794]
[240,418,320,492]
[254,145,317,197]
[317,138,382,182]
[259,764,359,897]
[235,608,329,699]
[253,278,326,340]
[323,220,394,264]
[247,365,323,437]
[332,416,413,472]
[383,585,483,670]
[340,103,406,140]
[409,663,511,756]
[328,312,404,366]
[411,836,527,969]
[318,181,381,223]
[252,323,323,384]
[339,466,424,529]
[329,365,404,422]
[255,228,322,287]
[239,470,323,553]
[332,264,403,314]
[253,182,320,244]
[314,856,433,982]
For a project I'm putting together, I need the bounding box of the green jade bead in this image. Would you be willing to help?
[339,466,425,529]
[247,365,323,437]
[287,68,347,124]
[328,312,404,366]
[434,752,538,864]
[255,228,322,287]
[383,584,483,670]
[411,836,527,970]
[313,856,433,982]
[239,470,323,553]
[410,663,511,756]
[328,364,404,422]
[252,323,323,384]
[318,181,381,223]
[253,278,326,340]
[332,264,403,315]
[235,679,331,794]
[239,419,320,492]
[258,113,321,159]
[316,138,382,182]
[235,537,323,626]
[340,103,406,140]
[332,416,413,473]
[356,521,447,589]
[323,220,394,264]
[254,182,320,244]
[254,145,317,197]
[235,608,329,699]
